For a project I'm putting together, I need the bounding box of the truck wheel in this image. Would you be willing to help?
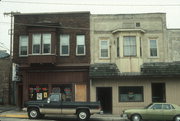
[28,108,40,119]
[77,110,90,121]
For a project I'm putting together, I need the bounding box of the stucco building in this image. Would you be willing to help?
[90,13,180,114]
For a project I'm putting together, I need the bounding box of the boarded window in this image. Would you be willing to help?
[75,84,87,102]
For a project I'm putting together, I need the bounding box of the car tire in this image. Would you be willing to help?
[174,115,180,121]
[77,110,90,121]
[28,108,40,119]
[131,114,142,121]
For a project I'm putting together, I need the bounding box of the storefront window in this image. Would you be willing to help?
[52,84,72,101]
[119,86,144,102]
[29,85,48,100]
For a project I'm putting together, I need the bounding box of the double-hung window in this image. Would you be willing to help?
[60,34,70,56]
[32,34,41,54]
[42,34,51,54]
[19,35,28,56]
[123,36,136,56]
[76,35,85,55]
[100,40,109,58]
[149,39,158,57]
[32,33,51,54]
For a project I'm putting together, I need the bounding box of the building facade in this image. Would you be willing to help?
[13,12,90,107]
[90,13,180,114]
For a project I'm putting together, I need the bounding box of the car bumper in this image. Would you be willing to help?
[22,108,27,112]
[121,113,128,119]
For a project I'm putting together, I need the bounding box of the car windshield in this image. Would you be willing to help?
[145,103,153,109]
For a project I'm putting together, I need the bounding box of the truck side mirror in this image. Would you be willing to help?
[47,98,50,103]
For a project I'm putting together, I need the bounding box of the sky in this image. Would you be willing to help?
[0,0,180,53]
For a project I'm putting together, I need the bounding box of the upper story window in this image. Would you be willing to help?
[32,33,51,54]
[60,34,70,56]
[42,34,51,54]
[149,39,158,57]
[100,40,109,58]
[76,35,85,55]
[123,36,136,56]
[19,35,28,56]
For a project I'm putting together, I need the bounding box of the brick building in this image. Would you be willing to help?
[13,12,90,107]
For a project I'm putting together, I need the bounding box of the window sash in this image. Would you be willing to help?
[123,36,136,56]
[42,34,51,54]
[32,34,41,54]
[19,35,28,56]
[76,35,85,55]
[60,34,70,56]
[100,40,109,58]
[150,40,157,57]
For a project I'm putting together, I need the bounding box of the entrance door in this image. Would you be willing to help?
[151,83,166,102]
[96,87,112,114]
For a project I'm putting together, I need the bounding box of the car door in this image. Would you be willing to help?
[162,104,176,120]
[43,94,61,114]
[145,104,163,120]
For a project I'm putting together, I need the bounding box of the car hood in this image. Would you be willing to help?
[124,108,145,113]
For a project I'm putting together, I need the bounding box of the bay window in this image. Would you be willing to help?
[123,36,136,56]
[42,34,51,54]
[32,34,41,54]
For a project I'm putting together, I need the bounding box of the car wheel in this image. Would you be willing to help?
[77,110,90,121]
[174,116,180,121]
[28,108,40,119]
[131,114,142,121]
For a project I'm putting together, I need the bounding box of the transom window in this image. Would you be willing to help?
[150,39,158,57]
[32,33,51,54]
[100,40,109,58]
[76,35,85,55]
[19,35,28,56]
[123,36,136,56]
[60,34,70,56]
[119,86,143,102]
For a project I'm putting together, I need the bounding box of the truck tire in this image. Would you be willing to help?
[77,110,90,121]
[28,108,40,119]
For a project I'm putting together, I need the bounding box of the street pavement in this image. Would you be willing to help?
[0,105,126,121]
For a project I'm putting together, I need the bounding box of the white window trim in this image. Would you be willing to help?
[19,35,28,57]
[60,34,70,56]
[76,35,86,56]
[42,34,51,55]
[32,34,41,55]
[148,38,159,58]
[99,40,109,59]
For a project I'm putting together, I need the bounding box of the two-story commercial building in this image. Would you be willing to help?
[13,12,91,107]
[90,13,180,114]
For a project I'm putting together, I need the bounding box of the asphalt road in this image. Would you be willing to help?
[0,117,126,121]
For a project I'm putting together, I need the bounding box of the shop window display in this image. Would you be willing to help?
[29,85,48,100]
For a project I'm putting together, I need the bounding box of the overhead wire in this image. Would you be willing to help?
[1,0,180,6]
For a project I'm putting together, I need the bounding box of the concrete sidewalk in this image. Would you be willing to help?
[0,106,124,120]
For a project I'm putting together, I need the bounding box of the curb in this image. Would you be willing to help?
[0,114,28,118]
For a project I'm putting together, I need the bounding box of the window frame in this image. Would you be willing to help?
[42,33,51,54]
[123,36,137,57]
[76,35,86,56]
[19,35,28,57]
[60,34,70,56]
[117,37,120,57]
[149,39,158,58]
[99,40,109,58]
[32,34,41,55]
[119,86,144,102]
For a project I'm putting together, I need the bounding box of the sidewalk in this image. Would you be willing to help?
[0,106,124,120]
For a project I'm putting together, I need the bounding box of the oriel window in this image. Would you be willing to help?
[32,34,41,54]
[42,34,51,54]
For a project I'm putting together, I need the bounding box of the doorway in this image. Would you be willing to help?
[151,83,166,102]
[96,87,112,114]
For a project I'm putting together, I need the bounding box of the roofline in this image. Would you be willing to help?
[13,11,90,16]
[92,12,166,16]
